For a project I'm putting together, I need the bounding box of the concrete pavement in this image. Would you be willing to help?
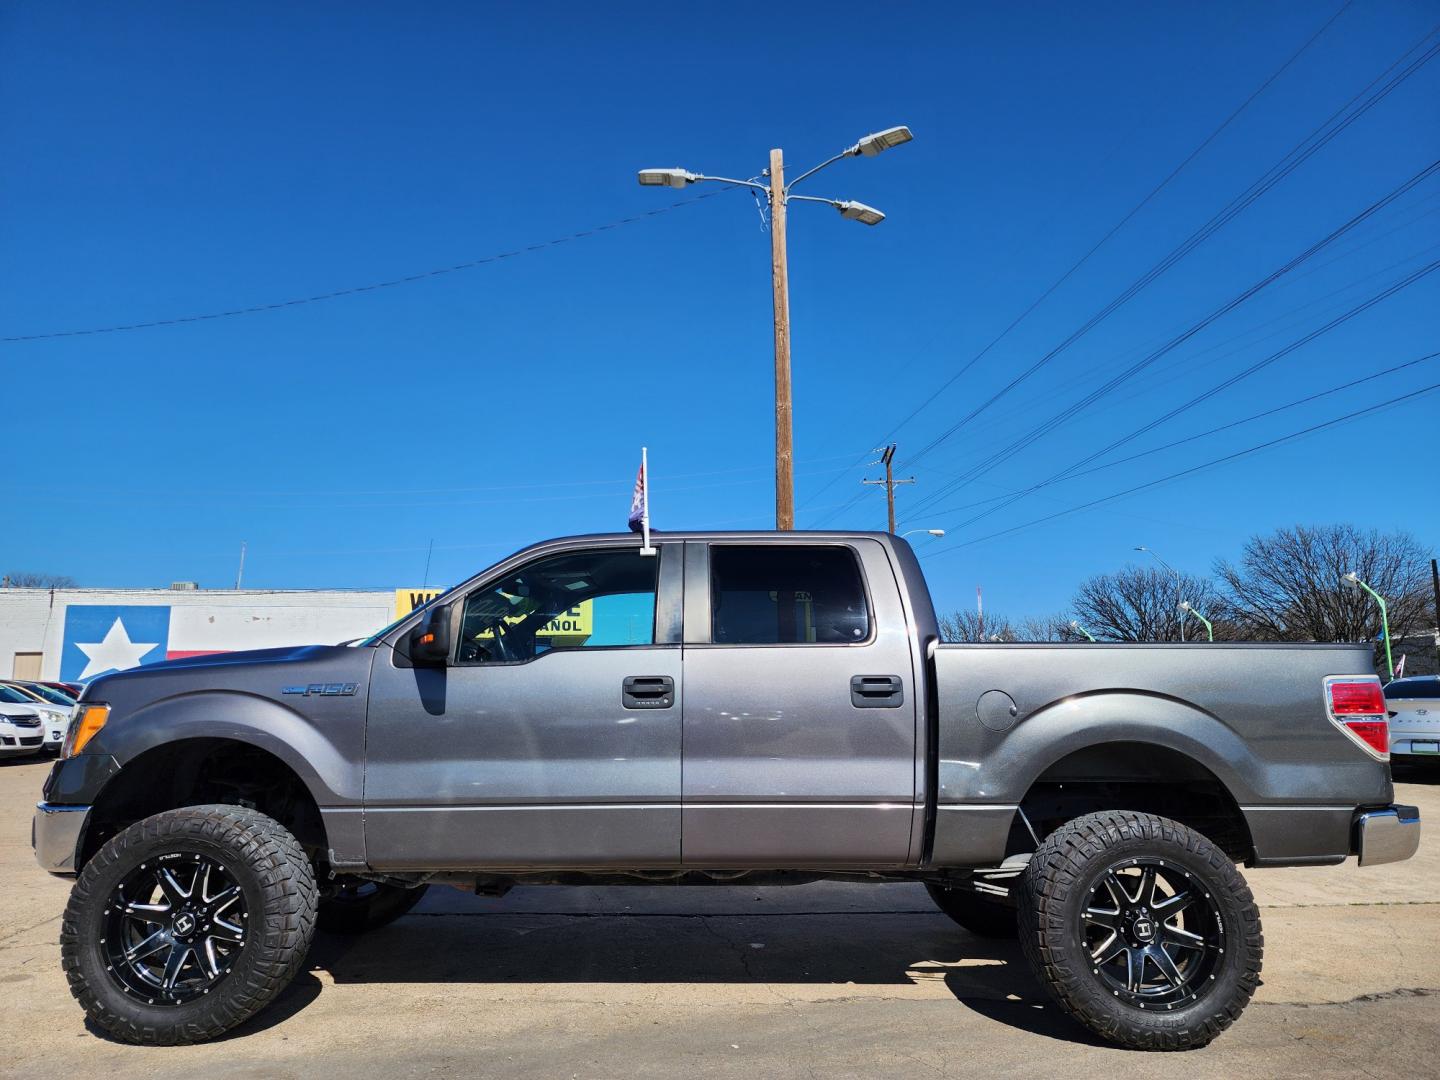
[2,755,1436,1079]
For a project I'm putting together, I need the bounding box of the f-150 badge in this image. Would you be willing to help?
[281,683,359,696]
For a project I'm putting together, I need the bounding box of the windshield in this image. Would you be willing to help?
[20,683,75,706]
[0,685,35,704]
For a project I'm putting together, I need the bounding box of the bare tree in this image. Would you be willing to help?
[1216,525,1432,645]
[940,609,1014,642]
[2,571,77,588]
[938,610,1073,642]
[1072,566,1223,642]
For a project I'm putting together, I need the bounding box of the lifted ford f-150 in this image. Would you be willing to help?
[34,531,1420,1048]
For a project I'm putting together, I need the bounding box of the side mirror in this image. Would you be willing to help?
[407,603,452,667]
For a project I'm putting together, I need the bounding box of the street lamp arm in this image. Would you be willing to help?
[785,193,844,207]
[693,174,771,192]
[785,151,853,191]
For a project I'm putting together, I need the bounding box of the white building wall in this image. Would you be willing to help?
[0,588,395,680]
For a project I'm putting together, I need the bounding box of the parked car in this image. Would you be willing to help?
[1385,674,1440,764]
[0,684,49,758]
[32,531,1420,1049]
[38,681,84,697]
[9,680,78,709]
[1,683,71,752]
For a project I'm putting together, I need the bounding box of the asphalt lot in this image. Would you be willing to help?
[3,755,1437,1079]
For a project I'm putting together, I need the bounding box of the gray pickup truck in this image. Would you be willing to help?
[34,531,1420,1049]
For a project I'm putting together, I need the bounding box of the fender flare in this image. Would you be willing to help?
[104,689,359,806]
[996,690,1259,805]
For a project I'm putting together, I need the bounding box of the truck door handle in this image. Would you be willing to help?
[851,674,904,708]
[623,675,674,710]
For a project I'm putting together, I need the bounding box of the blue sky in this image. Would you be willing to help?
[2,1,1436,621]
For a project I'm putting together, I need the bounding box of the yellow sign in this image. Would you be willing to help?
[394,589,445,619]
[394,589,593,646]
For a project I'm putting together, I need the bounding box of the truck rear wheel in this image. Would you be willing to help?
[1016,810,1263,1050]
[925,882,1017,938]
[318,880,429,934]
[59,804,318,1045]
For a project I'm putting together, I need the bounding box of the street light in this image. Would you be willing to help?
[900,528,945,539]
[1135,545,1186,642]
[1179,601,1214,642]
[1070,619,1097,643]
[637,124,914,530]
[1343,571,1394,680]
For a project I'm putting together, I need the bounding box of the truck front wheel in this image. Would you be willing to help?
[1016,810,1263,1050]
[59,804,318,1045]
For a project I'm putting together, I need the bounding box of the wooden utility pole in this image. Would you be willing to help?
[769,148,794,530]
[863,444,914,533]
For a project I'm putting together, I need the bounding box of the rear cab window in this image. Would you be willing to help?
[709,545,871,645]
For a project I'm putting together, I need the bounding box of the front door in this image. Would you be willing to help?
[364,542,684,870]
[681,539,919,867]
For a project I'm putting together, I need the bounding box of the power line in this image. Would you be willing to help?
[904,159,1440,517]
[0,188,736,344]
[921,379,1440,555]
[798,3,1355,521]
[810,19,1440,527]
[930,254,1440,529]
[900,29,1440,476]
[927,349,1440,519]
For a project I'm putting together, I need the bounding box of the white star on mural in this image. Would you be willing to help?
[75,618,159,679]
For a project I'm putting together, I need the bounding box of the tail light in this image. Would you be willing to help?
[1324,676,1389,760]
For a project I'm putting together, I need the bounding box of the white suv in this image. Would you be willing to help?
[1385,675,1440,764]
[0,684,68,753]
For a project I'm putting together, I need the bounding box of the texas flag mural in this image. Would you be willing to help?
[60,606,172,682]
[59,605,257,682]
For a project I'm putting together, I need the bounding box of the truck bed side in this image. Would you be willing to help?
[928,641,1390,869]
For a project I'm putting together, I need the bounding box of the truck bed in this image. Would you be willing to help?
[927,641,1389,868]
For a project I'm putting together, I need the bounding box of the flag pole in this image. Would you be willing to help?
[640,446,655,556]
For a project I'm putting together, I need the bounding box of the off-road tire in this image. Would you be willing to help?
[318,881,429,934]
[1016,810,1263,1051]
[60,804,318,1045]
[925,882,1017,938]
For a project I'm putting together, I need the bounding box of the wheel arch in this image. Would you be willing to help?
[79,737,331,870]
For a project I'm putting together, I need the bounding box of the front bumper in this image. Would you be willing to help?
[1355,804,1421,867]
[33,802,91,875]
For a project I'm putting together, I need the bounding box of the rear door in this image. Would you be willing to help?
[680,539,919,866]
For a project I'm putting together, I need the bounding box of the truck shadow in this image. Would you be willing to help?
[231,886,1104,1047]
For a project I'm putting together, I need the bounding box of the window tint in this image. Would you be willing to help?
[710,545,870,645]
[1387,678,1440,700]
[457,549,657,663]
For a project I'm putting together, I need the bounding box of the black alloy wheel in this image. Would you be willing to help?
[103,852,249,1005]
[1017,810,1263,1050]
[1080,858,1222,1009]
[62,804,317,1045]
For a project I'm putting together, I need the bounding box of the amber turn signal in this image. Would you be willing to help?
[65,703,111,758]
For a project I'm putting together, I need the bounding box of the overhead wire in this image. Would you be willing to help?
[920,379,1440,555]
[0,187,739,344]
[902,158,1440,518]
[797,0,1358,521]
[811,21,1440,527]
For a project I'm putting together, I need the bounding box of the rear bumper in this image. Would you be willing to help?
[1355,804,1421,867]
[32,802,91,875]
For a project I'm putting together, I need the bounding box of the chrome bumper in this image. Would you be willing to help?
[33,802,91,875]
[1355,804,1421,867]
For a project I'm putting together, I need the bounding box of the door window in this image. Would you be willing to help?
[456,549,658,663]
[710,545,870,645]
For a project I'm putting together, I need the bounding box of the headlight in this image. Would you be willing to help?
[64,703,110,758]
